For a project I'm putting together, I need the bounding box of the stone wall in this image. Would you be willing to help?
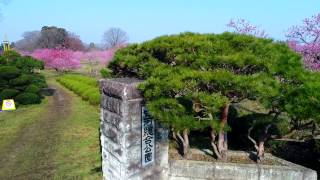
[169,151,317,180]
[99,78,169,180]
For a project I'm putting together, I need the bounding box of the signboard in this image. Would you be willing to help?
[2,99,16,111]
[141,106,155,167]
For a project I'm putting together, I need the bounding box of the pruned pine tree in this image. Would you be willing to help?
[108,32,315,161]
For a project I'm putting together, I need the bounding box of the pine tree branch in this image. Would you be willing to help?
[248,126,259,151]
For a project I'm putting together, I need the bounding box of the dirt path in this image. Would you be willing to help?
[0,83,72,179]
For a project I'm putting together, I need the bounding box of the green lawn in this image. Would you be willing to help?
[52,81,101,179]
[0,77,102,179]
[0,98,50,151]
[50,71,102,178]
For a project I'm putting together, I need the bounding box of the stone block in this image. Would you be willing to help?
[101,95,123,116]
[100,78,143,100]
[125,145,141,162]
[100,78,169,180]
[101,123,121,144]
[103,110,123,130]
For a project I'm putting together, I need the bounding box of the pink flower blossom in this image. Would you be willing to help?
[31,48,80,71]
[227,18,268,38]
[286,13,320,71]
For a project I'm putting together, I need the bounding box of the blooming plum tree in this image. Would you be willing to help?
[227,18,268,38]
[79,49,116,76]
[31,48,80,72]
[286,13,320,71]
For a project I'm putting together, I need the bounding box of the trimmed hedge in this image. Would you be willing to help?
[0,89,19,99]
[15,93,41,105]
[9,74,31,86]
[25,84,41,94]
[60,74,98,87]
[57,74,100,105]
[0,51,46,107]
[0,66,21,80]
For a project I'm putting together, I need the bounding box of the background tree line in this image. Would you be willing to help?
[14,26,129,52]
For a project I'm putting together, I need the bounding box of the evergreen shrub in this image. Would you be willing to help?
[0,50,46,106]
[15,92,41,105]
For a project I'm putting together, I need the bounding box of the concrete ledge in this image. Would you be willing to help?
[169,151,317,180]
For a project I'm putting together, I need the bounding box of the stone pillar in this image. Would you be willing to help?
[100,78,169,180]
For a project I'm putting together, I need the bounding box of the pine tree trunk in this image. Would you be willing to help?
[218,104,229,160]
[177,129,190,157]
[210,129,222,159]
[257,141,265,162]
[183,129,189,156]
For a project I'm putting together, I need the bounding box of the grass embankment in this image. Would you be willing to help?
[57,74,100,105]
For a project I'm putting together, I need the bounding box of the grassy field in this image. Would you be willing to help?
[0,74,102,179]
[0,98,50,152]
[51,81,101,179]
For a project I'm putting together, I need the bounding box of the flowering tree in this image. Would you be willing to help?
[286,13,320,71]
[32,48,80,71]
[80,49,116,76]
[82,49,115,65]
[227,18,268,38]
[29,47,118,75]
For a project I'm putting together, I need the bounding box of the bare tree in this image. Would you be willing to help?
[15,31,41,51]
[102,27,128,49]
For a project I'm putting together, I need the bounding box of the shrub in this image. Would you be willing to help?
[0,51,47,106]
[29,74,47,88]
[62,74,98,87]
[25,84,40,94]
[82,88,100,104]
[88,92,100,105]
[15,93,41,105]
[0,79,8,86]
[0,66,21,80]
[100,68,112,78]
[9,74,31,86]
[0,89,19,99]
[57,74,100,105]
[14,56,45,73]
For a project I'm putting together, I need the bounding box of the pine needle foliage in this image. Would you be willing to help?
[109,32,307,132]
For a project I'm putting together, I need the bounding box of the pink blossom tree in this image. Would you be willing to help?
[83,49,115,64]
[31,48,80,72]
[227,18,268,38]
[286,13,320,71]
[79,49,116,76]
[30,47,118,75]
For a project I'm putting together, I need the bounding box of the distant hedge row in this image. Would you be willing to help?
[0,51,46,106]
[57,74,100,105]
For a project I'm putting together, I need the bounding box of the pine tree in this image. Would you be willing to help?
[108,32,318,161]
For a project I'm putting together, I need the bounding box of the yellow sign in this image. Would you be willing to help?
[3,34,10,52]
[2,99,16,111]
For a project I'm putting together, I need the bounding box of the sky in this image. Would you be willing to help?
[0,0,319,44]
